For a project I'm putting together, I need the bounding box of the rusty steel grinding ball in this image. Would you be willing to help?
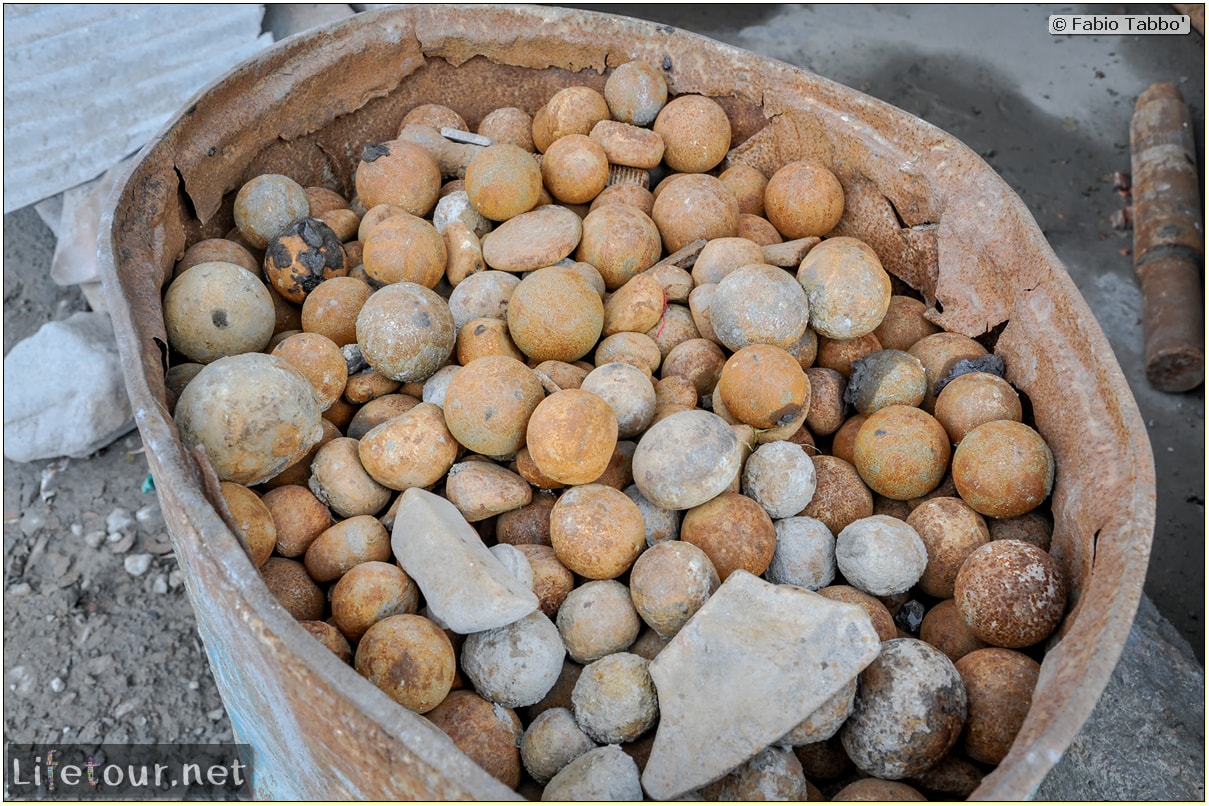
[954,539,1068,648]
[840,637,967,780]
[355,282,455,383]
[174,352,324,486]
[952,419,1055,519]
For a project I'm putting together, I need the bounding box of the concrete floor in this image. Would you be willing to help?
[558,2,1206,659]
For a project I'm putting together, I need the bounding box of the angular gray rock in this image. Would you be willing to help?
[3,311,135,462]
[1036,594,1205,801]
[391,488,539,634]
[641,571,882,799]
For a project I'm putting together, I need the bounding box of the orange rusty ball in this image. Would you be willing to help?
[952,420,1054,518]
[764,160,845,239]
[853,404,951,501]
[935,372,1024,445]
[681,491,777,580]
[550,483,646,579]
[652,94,732,174]
[954,539,1068,648]
[717,344,811,430]
[465,143,543,222]
[355,614,456,714]
[525,388,619,486]
[354,139,442,218]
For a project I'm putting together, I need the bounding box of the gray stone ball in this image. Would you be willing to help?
[461,609,565,708]
[835,514,927,596]
[765,516,836,590]
[572,652,658,744]
[540,745,643,801]
[743,440,818,519]
[521,706,597,784]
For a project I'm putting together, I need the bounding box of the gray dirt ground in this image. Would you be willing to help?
[2,2,1204,799]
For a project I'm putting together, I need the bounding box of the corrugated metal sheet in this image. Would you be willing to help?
[3,4,274,213]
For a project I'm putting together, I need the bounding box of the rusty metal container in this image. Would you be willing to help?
[98,5,1155,799]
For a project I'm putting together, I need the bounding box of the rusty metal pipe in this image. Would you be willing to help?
[1130,82,1205,392]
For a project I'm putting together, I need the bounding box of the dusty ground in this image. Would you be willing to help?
[4,205,233,747]
[2,2,1203,797]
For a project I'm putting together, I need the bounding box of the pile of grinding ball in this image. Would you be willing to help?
[162,60,1065,800]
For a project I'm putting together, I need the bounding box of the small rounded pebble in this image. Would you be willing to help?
[581,362,657,440]
[304,513,391,582]
[218,482,275,568]
[919,598,988,662]
[261,484,332,558]
[299,620,352,664]
[550,484,645,580]
[631,409,743,510]
[260,557,324,621]
[526,390,619,486]
[651,173,740,254]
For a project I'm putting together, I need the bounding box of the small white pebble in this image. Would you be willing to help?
[83,531,106,549]
[50,677,65,693]
[124,554,153,577]
[151,575,168,595]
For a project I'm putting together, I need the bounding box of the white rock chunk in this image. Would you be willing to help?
[641,571,881,800]
[391,488,538,634]
[3,312,135,462]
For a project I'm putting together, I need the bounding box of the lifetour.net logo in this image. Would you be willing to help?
[5,744,253,801]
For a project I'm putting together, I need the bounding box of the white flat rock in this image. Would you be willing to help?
[641,571,881,800]
[391,488,538,634]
